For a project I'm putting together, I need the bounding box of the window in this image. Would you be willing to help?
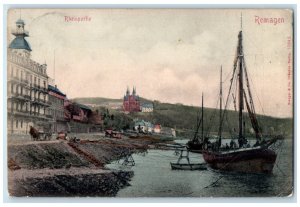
[10,65,14,77]
[21,121,23,128]
[38,78,40,87]
[16,120,18,128]
[34,77,36,85]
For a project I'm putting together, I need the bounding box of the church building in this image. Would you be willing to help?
[123,87,141,113]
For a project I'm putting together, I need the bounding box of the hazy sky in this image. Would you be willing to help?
[7,9,293,118]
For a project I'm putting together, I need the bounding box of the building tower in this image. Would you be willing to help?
[126,86,130,96]
[9,19,32,58]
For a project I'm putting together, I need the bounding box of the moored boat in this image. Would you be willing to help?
[203,145,277,174]
[202,16,283,174]
[186,93,206,153]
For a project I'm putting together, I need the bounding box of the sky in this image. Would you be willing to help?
[7,9,293,118]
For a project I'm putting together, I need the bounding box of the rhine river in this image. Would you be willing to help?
[106,138,293,197]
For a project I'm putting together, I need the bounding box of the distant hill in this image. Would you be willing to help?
[72,97,153,108]
[72,97,122,105]
[73,97,293,139]
[71,97,123,109]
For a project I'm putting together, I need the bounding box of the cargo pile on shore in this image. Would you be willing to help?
[8,135,159,197]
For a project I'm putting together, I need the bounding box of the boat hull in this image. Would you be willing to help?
[186,141,204,153]
[170,163,207,170]
[202,148,277,174]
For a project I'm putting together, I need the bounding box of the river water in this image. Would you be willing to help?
[106,139,293,197]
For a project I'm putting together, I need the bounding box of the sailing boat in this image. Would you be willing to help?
[186,93,207,153]
[202,19,283,174]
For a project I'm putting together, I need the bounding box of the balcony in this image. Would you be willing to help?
[31,84,38,90]
[41,100,51,106]
[46,114,53,119]
[31,98,39,104]
[38,99,51,106]
[31,84,48,93]
[12,29,29,36]
[8,76,29,86]
[41,87,48,93]
[24,95,31,100]
[12,110,31,117]
[9,94,30,102]
[31,98,44,105]
[31,98,51,107]
[23,79,29,84]
[31,112,50,120]
[31,84,41,91]
[7,76,19,82]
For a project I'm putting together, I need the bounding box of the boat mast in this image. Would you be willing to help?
[218,66,222,147]
[238,14,244,140]
[201,92,204,142]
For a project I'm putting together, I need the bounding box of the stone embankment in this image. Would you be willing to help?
[8,135,155,197]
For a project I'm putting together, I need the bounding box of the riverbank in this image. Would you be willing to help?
[112,139,293,197]
[7,134,165,197]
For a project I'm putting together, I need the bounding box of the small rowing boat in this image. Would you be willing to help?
[170,149,207,171]
[170,162,207,170]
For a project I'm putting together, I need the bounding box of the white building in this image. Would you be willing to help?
[48,85,67,133]
[7,19,51,135]
[161,127,176,137]
[133,120,153,133]
[153,124,161,133]
[140,103,154,113]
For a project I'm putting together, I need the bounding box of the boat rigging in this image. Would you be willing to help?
[202,15,284,174]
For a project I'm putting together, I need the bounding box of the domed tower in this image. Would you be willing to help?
[9,19,31,58]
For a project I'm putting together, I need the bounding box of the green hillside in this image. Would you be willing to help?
[72,97,152,105]
[73,97,293,139]
[72,97,122,105]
